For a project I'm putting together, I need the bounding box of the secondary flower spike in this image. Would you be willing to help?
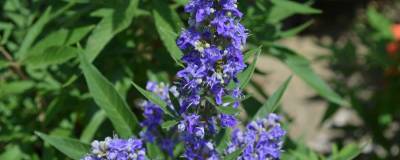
[225,114,286,160]
[176,0,247,112]
[82,137,146,160]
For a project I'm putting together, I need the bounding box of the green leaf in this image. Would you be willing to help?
[65,25,95,45]
[0,145,23,160]
[224,148,243,160]
[85,0,139,62]
[153,7,184,66]
[80,54,139,138]
[23,46,78,66]
[366,7,393,39]
[237,47,261,89]
[330,143,362,160]
[80,110,106,143]
[16,7,53,58]
[162,120,178,130]
[0,81,34,98]
[268,45,347,106]
[268,0,321,24]
[216,128,232,153]
[131,82,176,118]
[279,20,314,38]
[253,76,292,120]
[146,143,164,160]
[216,106,239,115]
[35,132,90,160]
[244,47,261,62]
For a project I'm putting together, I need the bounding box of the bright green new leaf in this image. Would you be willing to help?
[80,54,139,138]
[35,132,90,160]
[253,76,292,120]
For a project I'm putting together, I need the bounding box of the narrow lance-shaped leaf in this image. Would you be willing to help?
[131,82,176,118]
[268,0,321,24]
[216,128,232,154]
[244,47,261,62]
[237,47,261,89]
[80,54,139,138]
[80,110,107,143]
[279,20,314,38]
[15,7,52,58]
[35,132,90,160]
[153,9,184,66]
[268,45,347,106]
[85,0,139,62]
[253,76,292,120]
[330,143,363,160]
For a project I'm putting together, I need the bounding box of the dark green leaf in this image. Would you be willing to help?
[80,54,139,138]
[153,8,184,66]
[253,76,291,120]
[85,0,139,62]
[35,131,90,160]
[23,46,78,66]
[80,110,106,143]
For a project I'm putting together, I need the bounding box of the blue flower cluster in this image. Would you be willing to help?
[82,137,146,160]
[174,0,248,158]
[176,0,247,112]
[82,0,286,159]
[225,114,286,160]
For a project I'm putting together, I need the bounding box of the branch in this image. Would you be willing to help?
[0,46,28,80]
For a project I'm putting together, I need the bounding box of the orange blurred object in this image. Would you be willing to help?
[386,42,398,57]
[392,24,400,41]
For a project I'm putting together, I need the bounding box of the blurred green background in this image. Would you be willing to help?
[0,0,399,159]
